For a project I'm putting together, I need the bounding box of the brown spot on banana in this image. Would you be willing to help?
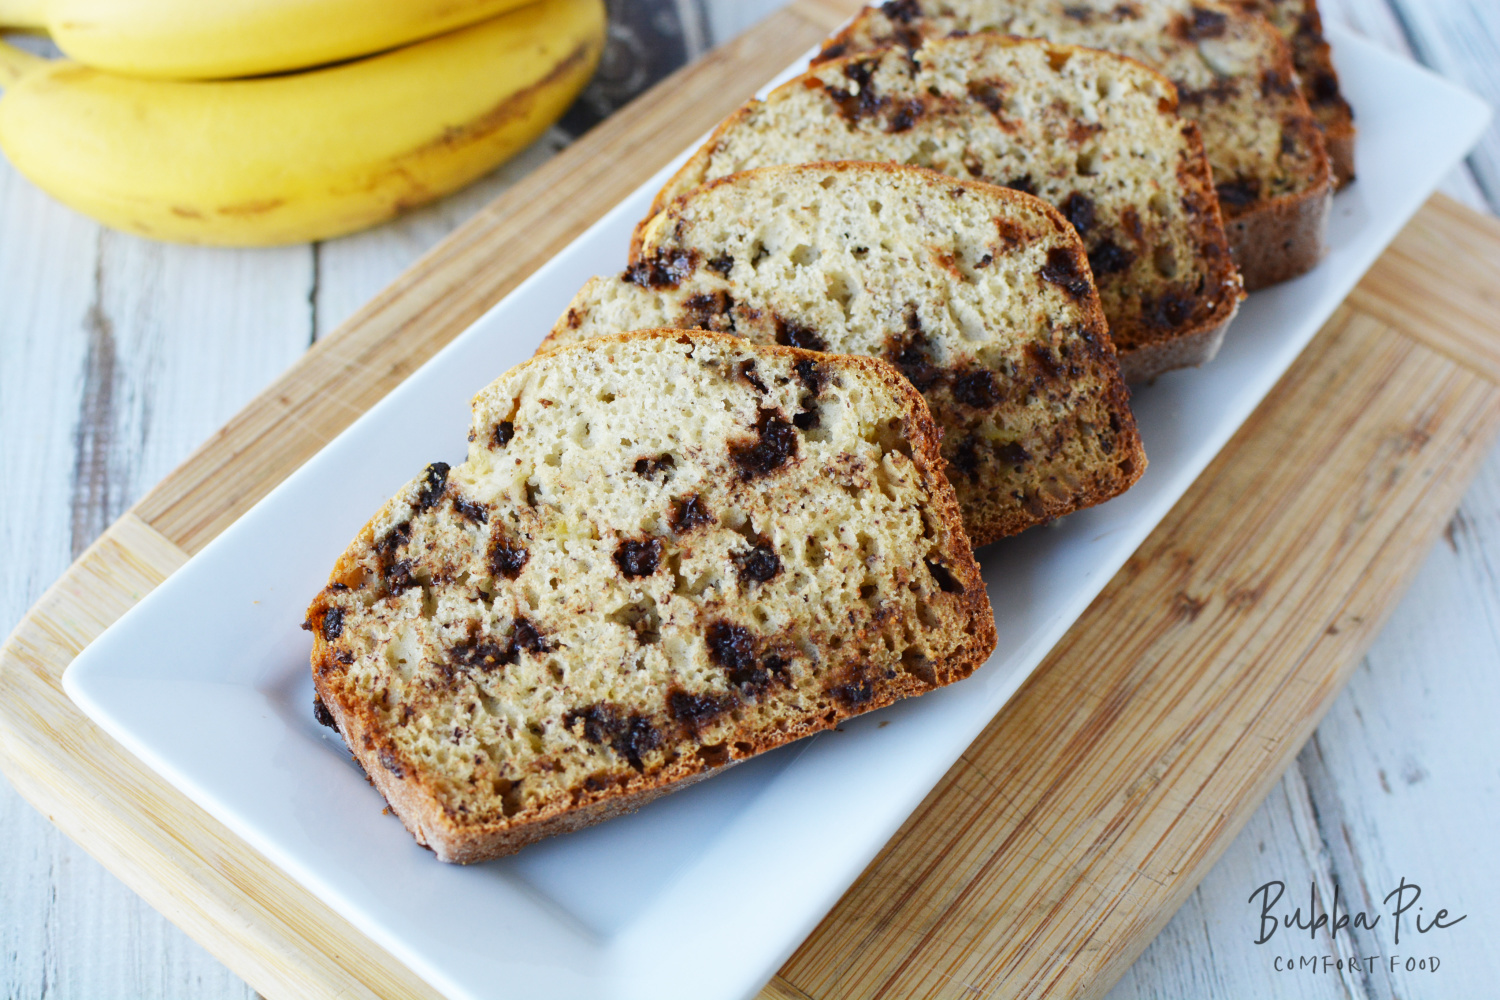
[408,38,597,158]
[216,197,287,216]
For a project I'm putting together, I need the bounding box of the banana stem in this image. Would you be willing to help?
[0,0,49,30]
[0,37,46,87]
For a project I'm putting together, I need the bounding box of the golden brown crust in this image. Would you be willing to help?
[1116,305,1237,383]
[308,330,996,863]
[1223,137,1333,292]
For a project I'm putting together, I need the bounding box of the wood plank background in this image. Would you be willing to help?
[2,1,1498,998]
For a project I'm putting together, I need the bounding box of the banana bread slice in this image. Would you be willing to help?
[306,330,997,863]
[816,0,1333,290]
[1239,0,1354,187]
[647,34,1243,382]
[543,161,1147,546]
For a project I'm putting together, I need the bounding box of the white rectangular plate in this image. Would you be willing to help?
[64,26,1490,1000]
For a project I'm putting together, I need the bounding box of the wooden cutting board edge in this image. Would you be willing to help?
[3,1,1500,996]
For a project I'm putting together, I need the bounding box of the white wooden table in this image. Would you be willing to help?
[2,1,1497,997]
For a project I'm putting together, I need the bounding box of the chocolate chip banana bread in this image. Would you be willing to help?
[1239,0,1354,187]
[648,34,1242,382]
[306,330,997,863]
[817,0,1333,289]
[544,161,1147,546]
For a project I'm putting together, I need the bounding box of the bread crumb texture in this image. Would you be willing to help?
[547,162,1145,544]
[656,35,1240,360]
[307,332,996,862]
[820,0,1328,217]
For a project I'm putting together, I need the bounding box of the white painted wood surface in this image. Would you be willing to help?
[1,1,1496,997]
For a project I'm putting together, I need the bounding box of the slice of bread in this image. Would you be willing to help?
[647,34,1243,382]
[543,162,1147,546]
[1240,0,1354,187]
[305,330,997,863]
[817,0,1333,290]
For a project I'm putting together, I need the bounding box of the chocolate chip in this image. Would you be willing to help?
[510,617,549,655]
[792,405,821,432]
[313,696,338,730]
[705,253,735,277]
[1088,240,1134,277]
[996,441,1031,466]
[775,316,827,352]
[378,747,405,778]
[450,617,549,674]
[884,0,920,20]
[738,359,768,393]
[623,247,699,289]
[952,436,981,483]
[450,640,510,672]
[1003,175,1037,196]
[416,463,449,511]
[1060,192,1097,236]
[668,689,733,728]
[888,98,923,132]
[374,521,411,557]
[493,421,515,448]
[1179,6,1227,39]
[1175,77,1236,106]
[566,704,614,745]
[1310,71,1341,105]
[951,369,1002,409]
[832,679,875,707]
[670,494,713,534]
[634,454,676,481]
[385,559,417,594]
[453,497,489,524]
[1144,290,1195,329]
[734,542,782,584]
[886,317,942,391]
[612,717,659,771]
[1215,177,1261,210]
[488,536,529,579]
[704,622,787,692]
[1262,68,1295,97]
[793,358,826,395]
[706,621,756,675]
[825,57,888,123]
[615,538,663,579]
[926,559,965,594]
[564,704,660,771]
[320,607,344,641]
[1040,246,1092,301]
[730,408,799,479]
[1026,342,1066,380]
[681,290,735,330]
[967,79,1005,115]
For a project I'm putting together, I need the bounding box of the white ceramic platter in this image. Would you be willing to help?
[64,26,1490,1000]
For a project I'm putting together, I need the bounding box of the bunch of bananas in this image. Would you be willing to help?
[0,0,606,244]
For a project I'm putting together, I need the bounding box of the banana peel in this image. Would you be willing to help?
[0,0,605,245]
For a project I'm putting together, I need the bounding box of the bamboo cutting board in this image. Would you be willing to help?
[4,1,1500,996]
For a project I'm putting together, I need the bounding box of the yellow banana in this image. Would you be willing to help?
[0,0,605,245]
[0,0,541,80]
